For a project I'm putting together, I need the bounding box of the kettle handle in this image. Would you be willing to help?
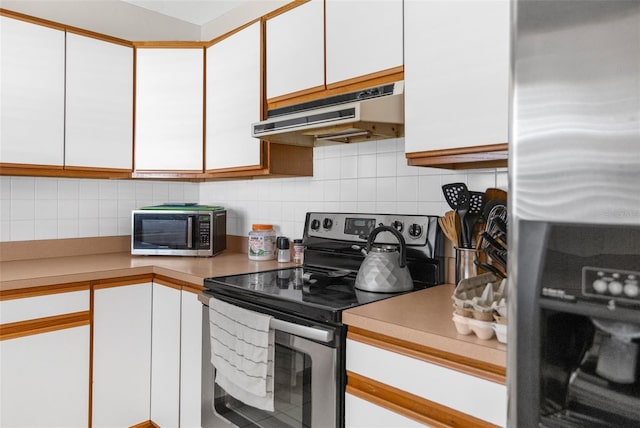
[366,225,407,268]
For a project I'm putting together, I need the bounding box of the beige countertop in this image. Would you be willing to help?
[343,283,507,369]
[1,249,505,371]
[0,251,290,291]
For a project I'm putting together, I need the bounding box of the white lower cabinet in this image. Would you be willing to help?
[345,393,429,428]
[1,278,203,427]
[0,326,90,428]
[151,283,182,427]
[346,338,507,427]
[150,284,204,427]
[92,282,152,427]
[180,289,204,428]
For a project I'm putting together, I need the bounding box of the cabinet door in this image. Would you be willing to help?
[266,0,324,99]
[0,16,65,166]
[135,48,204,171]
[345,393,428,428]
[150,283,181,427]
[325,0,403,86]
[92,283,152,427]
[206,21,261,170]
[65,33,133,170]
[404,0,509,153]
[346,339,507,426]
[180,290,203,428]
[0,326,90,428]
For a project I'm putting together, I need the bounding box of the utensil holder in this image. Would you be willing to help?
[455,248,478,285]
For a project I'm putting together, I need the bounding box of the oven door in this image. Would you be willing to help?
[201,296,340,428]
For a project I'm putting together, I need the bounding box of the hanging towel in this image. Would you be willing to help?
[209,297,275,411]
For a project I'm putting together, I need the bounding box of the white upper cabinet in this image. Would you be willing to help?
[404,0,509,153]
[65,33,133,170]
[266,0,325,100]
[206,21,262,171]
[325,0,403,85]
[135,48,204,171]
[0,16,65,166]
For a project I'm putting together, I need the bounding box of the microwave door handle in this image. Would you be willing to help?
[187,217,193,249]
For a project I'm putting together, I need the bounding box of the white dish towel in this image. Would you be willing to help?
[209,297,275,412]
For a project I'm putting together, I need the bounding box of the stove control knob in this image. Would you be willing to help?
[323,218,333,230]
[408,223,423,238]
[392,220,404,232]
[608,281,623,296]
[310,219,321,231]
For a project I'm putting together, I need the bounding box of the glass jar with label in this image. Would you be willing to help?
[248,224,276,261]
[292,239,305,265]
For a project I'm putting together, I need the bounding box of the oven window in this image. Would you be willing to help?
[140,218,188,247]
[214,343,312,428]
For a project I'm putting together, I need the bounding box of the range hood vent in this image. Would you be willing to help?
[252,81,404,145]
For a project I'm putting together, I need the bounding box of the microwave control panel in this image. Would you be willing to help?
[197,215,211,248]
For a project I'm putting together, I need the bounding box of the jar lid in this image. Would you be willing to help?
[252,224,273,230]
[293,239,303,244]
[276,236,290,249]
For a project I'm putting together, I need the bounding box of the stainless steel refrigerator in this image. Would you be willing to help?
[509,0,640,426]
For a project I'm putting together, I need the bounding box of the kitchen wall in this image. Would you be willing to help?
[0,177,199,241]
[0,138,507,243]
[200,138,507,240]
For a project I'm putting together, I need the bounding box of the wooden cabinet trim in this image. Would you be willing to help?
[0,310,90,341]
[347,371,500,428]
[325,66,404,91]
[130,420,160,428]
[0,9,132,47]
[0,281,90,301]
[347,327,506,384]
[406,144,508,170]
[263,0,310,21]
[153,274,204,293]
[132,41,207,49]
[92,274,154,290]
[0,163,133,179]
[266,70,403,112]
[205,18,262,48]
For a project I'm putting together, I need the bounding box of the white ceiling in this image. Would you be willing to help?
[0,0,288,40]
[121,0,251,26]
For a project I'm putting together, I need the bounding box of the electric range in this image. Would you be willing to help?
[201,212,444,428]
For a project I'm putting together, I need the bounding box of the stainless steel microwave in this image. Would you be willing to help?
[131,206,226,257]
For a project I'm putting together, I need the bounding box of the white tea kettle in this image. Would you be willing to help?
[355,225,413,293]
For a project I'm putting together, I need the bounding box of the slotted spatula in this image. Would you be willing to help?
[442,183,469,210]
[456,189,471,248]
[460,191,485,248]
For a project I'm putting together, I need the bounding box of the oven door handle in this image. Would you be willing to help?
[270,318,334,343]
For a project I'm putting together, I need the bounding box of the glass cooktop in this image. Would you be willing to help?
[204,267,420,324]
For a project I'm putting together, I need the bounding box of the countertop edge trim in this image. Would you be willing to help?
[346,371,500,428]
[152,273,204,293]
[92,274,154,290]
[347,327,506,384]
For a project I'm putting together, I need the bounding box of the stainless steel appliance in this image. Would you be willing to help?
[509,1,640,426]
[201,212,444,428]
[131,204,226,257]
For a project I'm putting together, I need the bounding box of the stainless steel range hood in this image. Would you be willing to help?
[252,81,404,145]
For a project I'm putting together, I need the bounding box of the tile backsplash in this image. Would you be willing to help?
[1,138,507,242]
